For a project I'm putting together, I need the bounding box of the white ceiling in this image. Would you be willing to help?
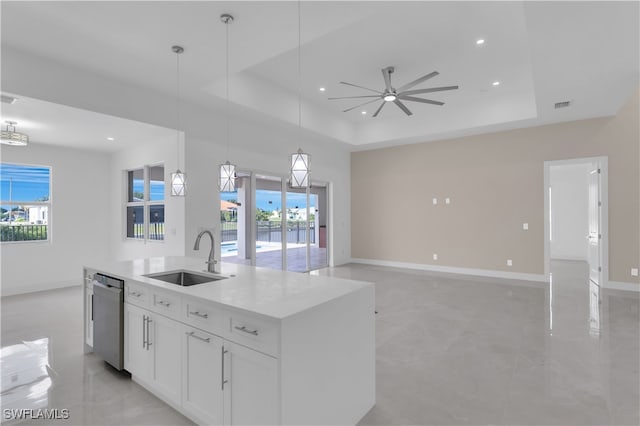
[1,1,638,151]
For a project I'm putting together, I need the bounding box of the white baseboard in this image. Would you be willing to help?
[1,280,81,297]
[604,280,640,292]
[350,258,548,283]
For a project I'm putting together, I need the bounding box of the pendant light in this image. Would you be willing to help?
[170,45,186,196]
[289,0,310,188]
[1,121,29,146]
[219,13,236,193]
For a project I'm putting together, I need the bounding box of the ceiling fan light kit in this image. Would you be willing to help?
[329,66,459,117]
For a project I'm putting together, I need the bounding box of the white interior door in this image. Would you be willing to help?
[587,164,601,284]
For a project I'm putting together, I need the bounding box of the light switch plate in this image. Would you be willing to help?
[632,268,639,277]
[433,253,438,261]
[507,259,513,266]
[523,223,529,230]
[432,198,438,205]
[445,198,451,204]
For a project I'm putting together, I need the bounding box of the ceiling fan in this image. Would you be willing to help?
[328,66,459,117]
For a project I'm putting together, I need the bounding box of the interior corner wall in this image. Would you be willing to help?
[109,139,185,262]
[549,163,591,262]
[1,143,111,295]
[351,88,640,285]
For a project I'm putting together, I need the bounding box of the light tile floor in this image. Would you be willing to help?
[1,260,638,425]
[224,246,328,272]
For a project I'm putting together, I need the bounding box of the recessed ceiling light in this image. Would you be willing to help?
[492,81,500,86]
[319,87,326,92]
[107,137,115,141]
[476,39,485,45]
[361,111,367,115]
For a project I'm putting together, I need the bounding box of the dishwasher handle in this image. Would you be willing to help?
[93,281,123,294]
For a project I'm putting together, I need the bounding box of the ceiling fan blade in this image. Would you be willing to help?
[393,100,413,116]
[382,67,393,92]
[342,98,381,113]
[398,95,444,106]
[400,85,459,96]
[372,101,386,117]
[397,71,439,93]
[339,81,382,94]
[328,95,381,100]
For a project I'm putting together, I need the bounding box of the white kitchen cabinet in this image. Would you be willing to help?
[151,312,182,403]
[125,302,182,405]
[124,303,152,380]
[223,341,279,426]
[182,326,224,425]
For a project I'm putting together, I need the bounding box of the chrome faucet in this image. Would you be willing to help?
[193,230,219,273]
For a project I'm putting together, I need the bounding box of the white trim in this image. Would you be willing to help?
[350,258,548,283]
[1,280,80,297]
[544,156,609,285]
[550,255,589,262]
[604,280,640,292]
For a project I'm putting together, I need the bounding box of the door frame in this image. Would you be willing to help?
[543,156,609,285]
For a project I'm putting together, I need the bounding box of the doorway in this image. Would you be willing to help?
[544,157,608,285]
[220,170,330,272]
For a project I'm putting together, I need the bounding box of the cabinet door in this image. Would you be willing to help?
[183,327,224,425]
[124,303,151,380]
[224,342,279,426]
[150,313,182,404]
[85,286,94,347]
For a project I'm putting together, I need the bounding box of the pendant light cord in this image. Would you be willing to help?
[297,0,302,130]
[176,48,181,170]
[226,17,230,161]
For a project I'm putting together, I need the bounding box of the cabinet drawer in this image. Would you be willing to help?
[183,299,225,336]
[228,313,279,357]
[125,282,148,307]
[151,289,181,320]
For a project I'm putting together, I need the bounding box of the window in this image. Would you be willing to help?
[0,163,51,242]
[125,164,165,241]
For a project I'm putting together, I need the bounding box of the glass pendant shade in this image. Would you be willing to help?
[170,170,186,196]
[219,161,236,192]
[290,148,310,188]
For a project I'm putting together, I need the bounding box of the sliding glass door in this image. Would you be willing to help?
[219,170,329,272]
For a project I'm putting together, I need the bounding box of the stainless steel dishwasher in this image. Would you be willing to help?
[92,273,124,370]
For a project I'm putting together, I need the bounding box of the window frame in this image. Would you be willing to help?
[124,163,165,242]
[0,162,52,244]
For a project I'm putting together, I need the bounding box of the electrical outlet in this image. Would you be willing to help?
[507,259,513,266]
[445,198,451,204]
[523,223,529,230]
[433,253,438,261]
[432,198,438,205]
[632,268,639,277]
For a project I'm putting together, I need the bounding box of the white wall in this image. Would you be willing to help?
[184,116,352,268]
[550,163,591,261]
[2,47,352,272]
[109,139,185,261]
[1,143,110,295]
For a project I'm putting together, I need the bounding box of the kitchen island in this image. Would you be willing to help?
[83,256,375,426]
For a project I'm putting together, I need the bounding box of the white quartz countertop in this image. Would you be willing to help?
[86,256,373,320]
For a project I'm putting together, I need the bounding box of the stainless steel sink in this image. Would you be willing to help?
[144,270,227,286]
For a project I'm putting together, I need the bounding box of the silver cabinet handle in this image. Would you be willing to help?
[146,317,153,350]
[221,346,228,390]
[157,300,171,307]
[142,315,147,349]
[234,325,259,336]
[189,311,209,319]
[130,291,142,297]
[185,331,210,343]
